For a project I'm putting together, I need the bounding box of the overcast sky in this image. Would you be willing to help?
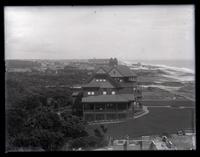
[4,5,194,60]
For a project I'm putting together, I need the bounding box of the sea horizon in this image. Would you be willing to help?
[123,59,195,72]
[5,58,195,72]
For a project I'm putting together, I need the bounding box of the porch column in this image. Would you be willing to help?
[103,104,106,121]
[126,103,129,119]
[116,103,118,112]
[83,103,85,120]
[94,104,96,121]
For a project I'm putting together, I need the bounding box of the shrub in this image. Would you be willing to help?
[68,136,104,150]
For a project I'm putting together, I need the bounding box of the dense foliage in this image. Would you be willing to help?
[6,89,88,151]
[6,68,90,88]
[6,60,41,69]
[6,68,107,151]
[68,125,108,150]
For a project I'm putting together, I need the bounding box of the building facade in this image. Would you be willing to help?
[73,63,142,122]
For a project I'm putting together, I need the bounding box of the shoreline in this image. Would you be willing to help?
[123,60,194,74]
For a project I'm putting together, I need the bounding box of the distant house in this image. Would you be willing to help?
[88,58,110,65]
[72,61,142,122]
[7,68,32,73]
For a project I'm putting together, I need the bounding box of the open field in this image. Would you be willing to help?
[142,86,195,101]
[142,100,195,107]
[86,107,195,138]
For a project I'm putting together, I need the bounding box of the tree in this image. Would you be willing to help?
[31,129,65,151]
[93,125,109,148]
[6,87,88,151]
[100,125,108,134]
[72,92,83,117]
[61,114,88,139]
[109,58,118,67]
[68,136,100,150]
[94,128,104,138]
[6,68,94,151]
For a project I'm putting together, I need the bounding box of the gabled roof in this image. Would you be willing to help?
[83,73,120,88]
[82,65,136,88]
[82,94,135,103]
[95,65,136,77]
[113,65,136,77]
[82,80,116,88]
[94,65,112,73]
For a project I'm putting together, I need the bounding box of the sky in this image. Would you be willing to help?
[4,5,194,60]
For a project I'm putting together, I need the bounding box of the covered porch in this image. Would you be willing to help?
[83,102,134,122]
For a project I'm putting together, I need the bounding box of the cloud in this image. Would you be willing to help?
[4,5,194,60]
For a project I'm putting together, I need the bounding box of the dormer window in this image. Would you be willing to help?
[88,91,94,95]
[103,91,107,95]
[111,91,116,95]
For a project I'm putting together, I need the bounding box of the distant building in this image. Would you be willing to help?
[72,62,142,122]
[6,68,32,73]
[88,58,110,65]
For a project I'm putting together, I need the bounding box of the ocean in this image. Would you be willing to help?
[120,59,195,82]
[123,60,195,73]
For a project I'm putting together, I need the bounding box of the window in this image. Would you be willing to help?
[117,104,127,110]
[96,79,99,82]
[103,91,107,95]
[96,114,105,121]
[119,79,123,82]
[85,114,95,122]
[111,91,116,95]
[106,104,116,111]
[88,91,94,95]
[99,79,102,82]
[118,114,127,119]
[95,104,105,112]
[84,104,94,111]
[103,79,106,82]
[106,114,117,120]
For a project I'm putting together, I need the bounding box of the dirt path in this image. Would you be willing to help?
[134,106,149,119]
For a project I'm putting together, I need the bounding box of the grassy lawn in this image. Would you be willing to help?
[86,107,195,139]
[142,100,195,107]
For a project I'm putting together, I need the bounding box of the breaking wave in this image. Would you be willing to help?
[146,63,194,74]
[121,60,195,82]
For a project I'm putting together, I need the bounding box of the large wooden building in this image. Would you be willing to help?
[73,63,142,122]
